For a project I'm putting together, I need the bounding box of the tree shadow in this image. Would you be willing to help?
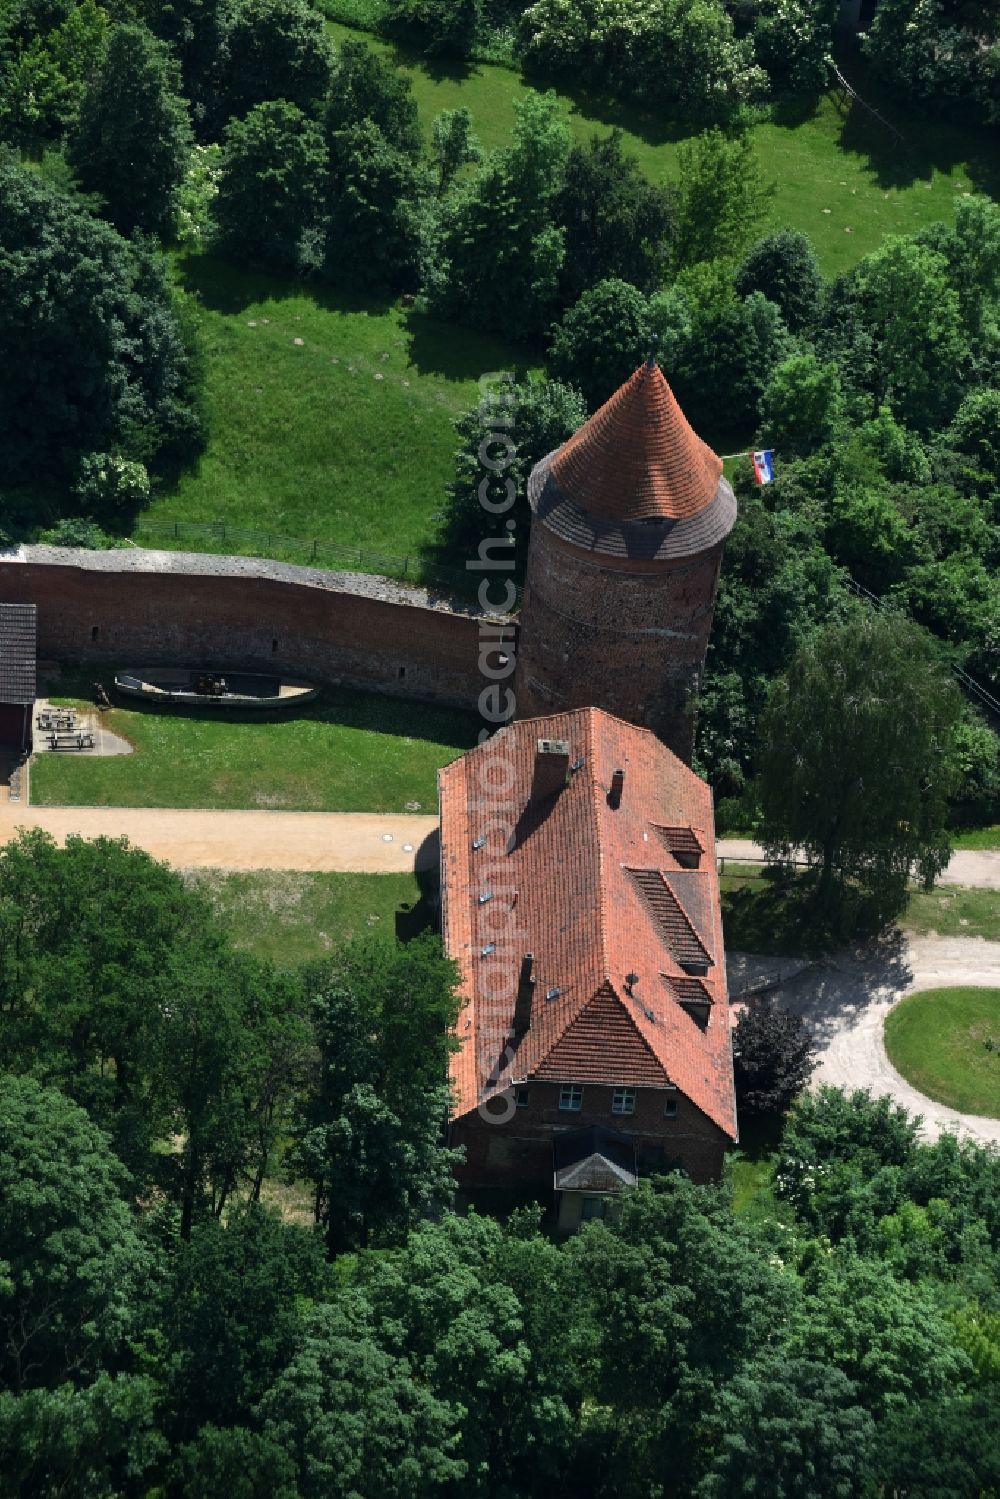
[401,305,533,383]
[819,56,1000,197]
[177,253,398,320]
[773,926,913,1050]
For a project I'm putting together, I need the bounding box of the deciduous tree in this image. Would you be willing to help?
[214,100,328,273]
[757,612,964,923]
[67,22,193,238]
[0,1074,148,1391]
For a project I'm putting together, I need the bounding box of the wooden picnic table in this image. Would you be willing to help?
[47,731,95,751]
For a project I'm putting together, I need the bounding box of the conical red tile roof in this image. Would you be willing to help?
[550,360,722,525]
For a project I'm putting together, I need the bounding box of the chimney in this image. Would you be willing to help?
[530,739,570,804]
[513,952,535,1034]
[608,767,625,809]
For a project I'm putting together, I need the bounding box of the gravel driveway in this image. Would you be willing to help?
[728,936,1000,1145]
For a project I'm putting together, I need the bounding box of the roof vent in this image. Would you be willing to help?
[531,739,570,804]
[545,986,562,1001]
[608,767,625,810]
[478,891,494,905]
[480,942,495,957]
[570,756,585,773]
[472,835,487,850]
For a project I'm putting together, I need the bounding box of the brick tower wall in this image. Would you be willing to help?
[513,523,726,763]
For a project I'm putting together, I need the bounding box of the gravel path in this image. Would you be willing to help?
[717,838,1000,889]
[728,935,1000,1145]
[0,805,440,873]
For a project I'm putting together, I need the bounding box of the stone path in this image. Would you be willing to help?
[0,806,440,873]
[728,935,1000,1145]
[717,838,1000,890]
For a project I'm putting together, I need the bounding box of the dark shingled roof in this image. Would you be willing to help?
[0,604,36,703]
[552,1125,637,1193]
[527,360,737,560]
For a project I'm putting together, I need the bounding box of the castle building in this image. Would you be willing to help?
[514,359,737,764]
[439,708,737,1227]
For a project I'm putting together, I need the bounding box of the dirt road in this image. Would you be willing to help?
[0,805,440,873]
[716,838,1000,889]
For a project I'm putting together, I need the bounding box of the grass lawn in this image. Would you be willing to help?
[904,885,1000,940]
[325,21,996,279]
[884,986,1000,1116]
[32,672,477,813]
[185,868,427,966]
[721,866,1000,955]
[142,255,527,561]
[952,825,1000,850]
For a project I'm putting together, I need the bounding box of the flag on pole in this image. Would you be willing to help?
[751,449,775,484]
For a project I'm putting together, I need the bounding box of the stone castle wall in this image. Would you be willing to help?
[514,525,726,763]
[0,547,491,710]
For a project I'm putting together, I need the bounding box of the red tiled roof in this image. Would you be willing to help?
[549,360,722,525]
[439,708,737,1140]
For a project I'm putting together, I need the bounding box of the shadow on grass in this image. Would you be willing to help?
[397,828,440,941]
[820,54,1000,197]
[402,306,533,383]
[721,866,897,958]
[176,253,398,320]
[44,670,480,752]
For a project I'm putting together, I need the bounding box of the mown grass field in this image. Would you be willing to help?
[32,674,477,813]
[884,986,1000,1117]
[186,868,426,967]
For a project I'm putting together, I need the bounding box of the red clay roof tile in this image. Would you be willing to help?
[439,708,737,1140]
[548,360,723,526]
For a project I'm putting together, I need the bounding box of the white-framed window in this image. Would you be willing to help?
[515,1087,530,1109]
[611,1087,636,1116]
[559,1083,583,1111]
[664,1098,678,1119]
[582,1196,606,1220]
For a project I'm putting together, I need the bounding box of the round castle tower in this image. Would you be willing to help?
[513,358,737,764]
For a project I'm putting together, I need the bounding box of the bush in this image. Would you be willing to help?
[74,453,151,519]
[548,277,653,410]
[753,0,835,97]
[37,516,130,549]
[732,995,817,1117]
[380,0,482,55]
[517,0,765,125]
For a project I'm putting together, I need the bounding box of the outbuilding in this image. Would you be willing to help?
[0,603,37,756]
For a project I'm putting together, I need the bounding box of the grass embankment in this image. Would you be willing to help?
[140,30,995,562]
[33,674,476,813]
[884,987,1000,1117]
[186,868,427,967]
[142,256,525,560]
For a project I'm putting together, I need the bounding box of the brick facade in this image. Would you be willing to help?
[514,528,726,763]
[0,548,491,711]
[452,1081,729,1190]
